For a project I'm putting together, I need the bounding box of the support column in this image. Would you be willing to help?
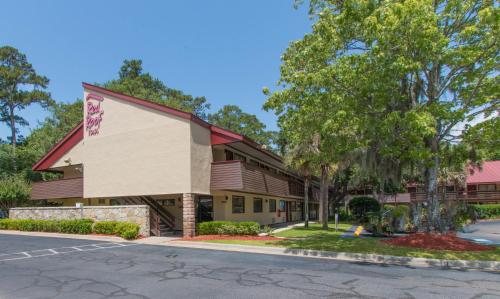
[183,193,196,238]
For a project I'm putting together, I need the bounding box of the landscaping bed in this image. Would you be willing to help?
[200,223,500,261]
[182,235,283,241]
[382,233,493,251]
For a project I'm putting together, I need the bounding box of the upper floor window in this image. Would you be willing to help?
[478,184,496,192]
[232,196,245,213]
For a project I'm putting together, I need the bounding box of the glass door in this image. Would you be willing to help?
[196,196,214,223]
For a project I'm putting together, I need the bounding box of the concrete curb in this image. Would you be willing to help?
[0,229,126,243]
[165,241,500,272]
[2,230,497,272]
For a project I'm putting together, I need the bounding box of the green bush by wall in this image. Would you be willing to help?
[0,219,140,239]
[94,221,140,239]
[473,204,500,219]
[197,221,260,235]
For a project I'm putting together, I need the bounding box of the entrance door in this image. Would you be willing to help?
[196,196,214,223]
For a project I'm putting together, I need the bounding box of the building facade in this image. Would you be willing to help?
[346,160,500,205]
[31,83,319,237]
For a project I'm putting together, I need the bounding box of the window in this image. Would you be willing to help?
[232,196,245,213]
[478,184,496,191]
[234,152,246,162]
[446,186,455,192]
[291,202,297,212]
[253,198,263,213]
[269,199,276,212]
[98,198,106,205]
[160,199,176,206]
[279,200,286,212]
[225,150,234,160]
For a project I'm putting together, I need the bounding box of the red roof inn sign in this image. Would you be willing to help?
[86,94,104,136]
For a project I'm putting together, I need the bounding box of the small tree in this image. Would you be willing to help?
[0,176,31,214]
[348,197,381,224]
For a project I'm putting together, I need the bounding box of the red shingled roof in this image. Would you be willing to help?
[467,161,500,184]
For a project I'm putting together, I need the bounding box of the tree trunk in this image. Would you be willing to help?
[9,105,17,171]
[425,137,441,232]
[319,164,329,230]
[304,176,310,229]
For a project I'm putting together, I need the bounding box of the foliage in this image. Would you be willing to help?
[348,197,380,223]
[0,175,31,213]
[473,204,500,219]
[102,59,210,119]
[197,221,260,235]
[208,105,278,150]
[276,0,499,232]
[93,221,140,239]
[0,46,53,150]
[0,218,93,234]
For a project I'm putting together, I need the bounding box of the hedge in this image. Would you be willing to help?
[197,221,260,235]
[94,221,140,239]
[0,219,140,239]
[473,204,500,219]
[0,219,93,234]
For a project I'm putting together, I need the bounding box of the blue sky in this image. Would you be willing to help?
[0,0,312,140]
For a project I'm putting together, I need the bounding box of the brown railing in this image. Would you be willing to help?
[31,177,83,200]
[410,190,500,202]
[211,160,304,198]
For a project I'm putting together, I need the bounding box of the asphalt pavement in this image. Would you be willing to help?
[0,234,499,299]
[459,220,500,245]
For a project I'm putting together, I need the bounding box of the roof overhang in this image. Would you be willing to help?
[32,122,84,171]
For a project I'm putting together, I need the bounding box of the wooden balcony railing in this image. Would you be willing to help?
[211,160,307,199]
[410,190,500,203]
[31,177,83,200]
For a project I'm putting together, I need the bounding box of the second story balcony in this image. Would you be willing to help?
[210,160,305,199]
[31,177,83,200]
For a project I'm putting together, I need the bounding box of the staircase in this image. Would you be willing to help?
[119,196,177,237]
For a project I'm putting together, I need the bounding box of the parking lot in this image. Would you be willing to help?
[0,234,499,299]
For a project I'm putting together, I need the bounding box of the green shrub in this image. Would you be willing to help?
[473,204,500,219]
[0,219,93,234]
[348,197,380,223]
[197,221,260,235]
[94,221,120,235]
[114,222,140,239]
[94,221,140,239]
[59,219,94,234]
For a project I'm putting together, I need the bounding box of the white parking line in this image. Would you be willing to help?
[0,242,137,262]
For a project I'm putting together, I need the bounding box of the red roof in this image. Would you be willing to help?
[32,84,282,171]
[467,161,500,184]
[32,122,84,171]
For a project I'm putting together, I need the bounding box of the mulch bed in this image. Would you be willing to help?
[382,233,494,251]
[181,235,284,241]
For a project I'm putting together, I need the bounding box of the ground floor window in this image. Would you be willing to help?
[253,198,263,213]
[232,196,245,213]
[269,199,276,212]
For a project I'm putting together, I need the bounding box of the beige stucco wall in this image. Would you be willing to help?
[211,191,302,225]
[83,90,194,198]
[10,205,150,236]
[52,139,84,168]
[190,122,212,194]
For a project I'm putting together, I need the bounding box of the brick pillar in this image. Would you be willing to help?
[183,193,196,238]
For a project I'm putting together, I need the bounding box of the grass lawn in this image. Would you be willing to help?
[203,223,500,261]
